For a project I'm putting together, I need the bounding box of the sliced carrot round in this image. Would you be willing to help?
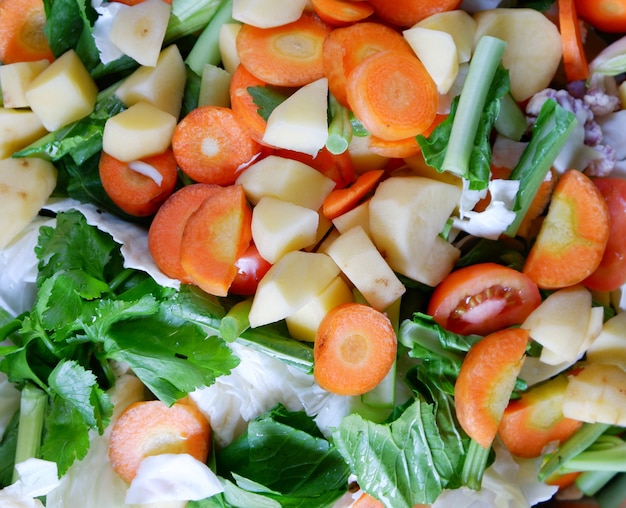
[0,0,54,64]
[323,21,414,107]
[346,50,439,141]
[229,64,271,144]
[99,149,178,217]
[314,302,397,396]
[172,106,262,186]
[236,12,332,87]
[109,399,211,484]
[148,183,221,283]
[311,0,374,26]
[367,0,462,27]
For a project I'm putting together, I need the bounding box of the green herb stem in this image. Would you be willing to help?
[12,385,47,482]
[461,439,491,491]
[576,470,618,497]
[165,0,229,44]
[220,299,253,343]
[326,94,352,155]
[494,93,527,141]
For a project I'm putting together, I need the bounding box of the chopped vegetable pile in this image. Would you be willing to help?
[1,0,626,507]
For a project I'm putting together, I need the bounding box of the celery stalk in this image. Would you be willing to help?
[165,0,228,44]
[220,298,252,343]
[12,385,47,482]
[494,93,527,141]
[326,94,353,155]
[461,439,491,490]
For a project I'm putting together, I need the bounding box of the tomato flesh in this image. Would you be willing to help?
[428,262,542,336]
[574,0,626,32]
[229,243,272,296]
[583,177,626,291]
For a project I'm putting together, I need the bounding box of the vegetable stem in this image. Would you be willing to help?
[461,438,491,490]
[12,384,47,482]
[494,93,527,141]
[326,94,353,155]
[220,298,252,343]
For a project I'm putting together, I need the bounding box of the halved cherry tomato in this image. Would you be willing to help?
[574,0,626,32]
[583,177,626,292]
[229,243,272,296]
[427,262,542,336]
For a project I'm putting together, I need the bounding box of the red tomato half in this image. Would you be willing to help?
[229,243,272,296]
[583,177,626,291]
[427,263,542,336]
[574,0,626,32]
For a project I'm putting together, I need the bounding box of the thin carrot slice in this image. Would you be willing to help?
[322,169,384,220]
[346,50,439,141]
[322,21,414,107]
[148,183,221,283]
[235,12,332,87]
[311,0,374,26]
[172,105,262,186]
[112,0,171,4]
[0,0,54,64]
[523,169,610,290]
[109,399,211,484]
[455,327,529,449]
[313,302,397,396]
[274,146,356,188]
[558,0,590,82]
[367,0,462,27]
[98,149,178,217]
[229,64,270,144]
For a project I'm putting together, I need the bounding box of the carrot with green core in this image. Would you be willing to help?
[172,105,262,186]
[108,399,211,484]
[367,0,462,27]
[148,183,221,283]
[523,169,610,290]
[346,50,439,141]
[322,21,414,107]
[559,0,590,82]
[311,0,374,26]
[322,169,384,220]
[0,0,54,64]
[235,12,332,87]
[313,302,397,396]
[98,149,178,217]
[180,184,253,297]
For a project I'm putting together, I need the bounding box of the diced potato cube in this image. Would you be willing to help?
[25,50,98,131]
[102,101,177,162]
[0,108,47,159]
[0,157,57,250]
[332,200,370,236]
[198,64,232,108]
[0,60,50,108]
[232,0,308,28]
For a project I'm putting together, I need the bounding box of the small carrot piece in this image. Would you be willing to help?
[111,0,171,4]
[109,399,211,484]
[558,0,590,82]
[322,169,384,220]
[454,327,529,449]
[235,12,332,87]
[180,184,253,297]
[310,0,374,26]
[313,302,397,396]
[98,149,178,217]
[229,64,270,144]
[367,0,462,27]
[346,50,439,141]
[172,105,262,186]
[322,21,414,107]
[0,0,54,64]
[352,493,385,508]
[148,183,221,283]
[523,169,610,290]
[274,146,356,189]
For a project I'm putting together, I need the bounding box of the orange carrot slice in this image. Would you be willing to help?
[346,50,439,141]
[313,302,397,396]
[148,183,221,283]
[109,399,211,484]
[0,0,54,64]
[322,168,384,219]
[172,105,262,186]
[235,12,332,87]
[523,169,610,290]
[322,21,414,107]
[367,0,462,27]
[311,0,374,26]
[98,149,178,217]
[559,0,590,82]
[454,327,529,449]
[229,64,270,144]
[180,184,253,297]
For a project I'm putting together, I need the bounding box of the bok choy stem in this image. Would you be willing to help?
[12,385,47,483]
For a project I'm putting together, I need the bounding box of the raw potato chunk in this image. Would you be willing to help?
[473,8,562,101]
[324,226,405,312]
[115,45,187,117]
[586,312,626,371]
[198,64,232,108]
[248,250,340,328]
[108,0,171,67]
[262,77,329,157]
[0,158,57,250]
[0,60,50,108]
[25,50,98,131]
[0,108,47,159]
[413,10,477,64]
[232,0,308,28]
[102,102,177,162]
[219,23,243,75]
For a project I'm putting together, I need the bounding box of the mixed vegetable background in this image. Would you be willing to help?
[1,0,626,507]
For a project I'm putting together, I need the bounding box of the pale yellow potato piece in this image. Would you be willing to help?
[0,108,47,159]
[219,23,242,75]
[0,60,49,108]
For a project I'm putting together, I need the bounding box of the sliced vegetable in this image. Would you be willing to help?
[0,0,54,64]
[322,169,384,220]
[310,0,374,26]
[559,0,590,82]
[574,0,626,33]
[229,243,272,296]
[367,0,462,28]
[229,64,272,143]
